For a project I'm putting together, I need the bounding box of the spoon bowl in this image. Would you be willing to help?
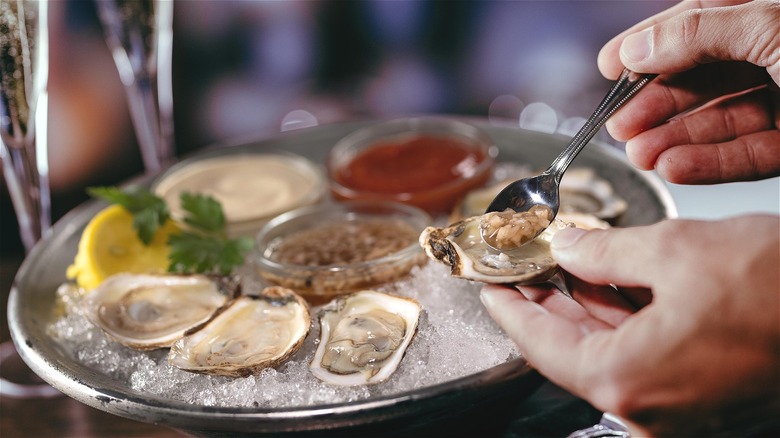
[486,171,560,218]
[481,69,656,250]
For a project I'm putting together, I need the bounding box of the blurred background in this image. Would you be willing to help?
[1,0,678,256]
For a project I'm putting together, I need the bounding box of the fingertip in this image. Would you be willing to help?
[480,284,525,313]
[624,138,657,171]
[619,28,653,69]
[604,119,632,143]
[479,284,504,310]
[550,228,592,270]
[550,227,625,285]
[654,151,688,184]
[597,39,627,80]
[551,227,589,251]
[480,285,548,340]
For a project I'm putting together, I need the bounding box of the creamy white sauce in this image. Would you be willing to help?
[154,154,324,224]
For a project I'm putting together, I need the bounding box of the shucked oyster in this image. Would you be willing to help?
[480,205,553,250]
[82,273,232,350]
[419,216,569,284]
[559,168,627,220]
[310,290,421,386]
[169,286,310,377]
[450,167,626,223]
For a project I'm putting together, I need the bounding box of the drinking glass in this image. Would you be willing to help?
[95,0,174,173]
[1,0,50,252]
[1,0,60,398]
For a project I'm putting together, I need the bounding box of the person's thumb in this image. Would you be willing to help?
[550,226,658,288]
[619,1,780,82]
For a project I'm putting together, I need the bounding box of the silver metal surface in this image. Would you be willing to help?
[7,119,676,435]
[567,413,632,438]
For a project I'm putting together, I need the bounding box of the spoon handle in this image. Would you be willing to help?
[547,69,657,183]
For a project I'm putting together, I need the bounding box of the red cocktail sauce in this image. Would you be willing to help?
[331,134,494,214]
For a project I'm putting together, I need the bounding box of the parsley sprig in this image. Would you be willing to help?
[89,186,253,276]
[168,193,253,275]
[88,186,169,245]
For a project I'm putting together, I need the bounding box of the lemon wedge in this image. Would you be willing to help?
[67,204,179,291]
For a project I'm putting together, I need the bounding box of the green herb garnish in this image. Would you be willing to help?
[88,186,252,275]
[88,186,169,245]
[179,192,225,233]
[168,192,253,276]
[167,232,253,276]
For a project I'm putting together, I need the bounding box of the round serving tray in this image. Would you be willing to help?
[7,119,676,436]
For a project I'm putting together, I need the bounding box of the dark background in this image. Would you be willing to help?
[1,0,675,255]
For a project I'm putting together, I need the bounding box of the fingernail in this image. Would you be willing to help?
[551,227,588,250]
[479,286,497,309]
[621,28,653,62]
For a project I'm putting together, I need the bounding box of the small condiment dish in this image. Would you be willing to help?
[254,201,431,304]
[153,152,325,237]
[328,118,498,215]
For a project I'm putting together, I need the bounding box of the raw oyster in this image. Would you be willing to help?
[310,290,421,386]
[419,216,569,284]
[82,273,232,350]
[480,205,553,250]
[559,167,627,220]
[450,167,626,223]
[169,286,310,377]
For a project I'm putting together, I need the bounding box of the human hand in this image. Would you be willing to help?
[480,216,780,436]
[597,0,780,184]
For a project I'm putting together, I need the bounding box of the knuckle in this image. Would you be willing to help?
[738,137,761,181]
[678,10,703,49]
[749,3,780,68]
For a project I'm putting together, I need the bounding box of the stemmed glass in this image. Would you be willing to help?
[0,0,60,398]
[95,0,174,173]
[1,0,49,252]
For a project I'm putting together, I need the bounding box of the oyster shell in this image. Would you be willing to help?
[419,216,569,284]
[450,167,626,222]
[169,286,310,377]
[82,273,232,350]
[557,212,611,230]
[310,290,421,386]
[559,168,627,220]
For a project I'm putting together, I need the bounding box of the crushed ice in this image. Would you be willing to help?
[48,262,519,409]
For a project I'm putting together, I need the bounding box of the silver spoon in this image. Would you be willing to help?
[482,69,656,249]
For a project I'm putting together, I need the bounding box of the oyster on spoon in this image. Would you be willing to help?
[451,167,626,224]
[482,69,653,248]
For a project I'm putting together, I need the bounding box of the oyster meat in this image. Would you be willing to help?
[310,290,421,386]
[169,286,310,377]
[480,205,553,250]
[450,167,626,223]
[419,215,569,284]
[82,273,231,350]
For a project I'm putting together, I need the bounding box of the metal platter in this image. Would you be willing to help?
[7,119,676,436]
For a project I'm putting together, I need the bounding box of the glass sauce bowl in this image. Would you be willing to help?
[328,118,498,215]
[254,201,431,305]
